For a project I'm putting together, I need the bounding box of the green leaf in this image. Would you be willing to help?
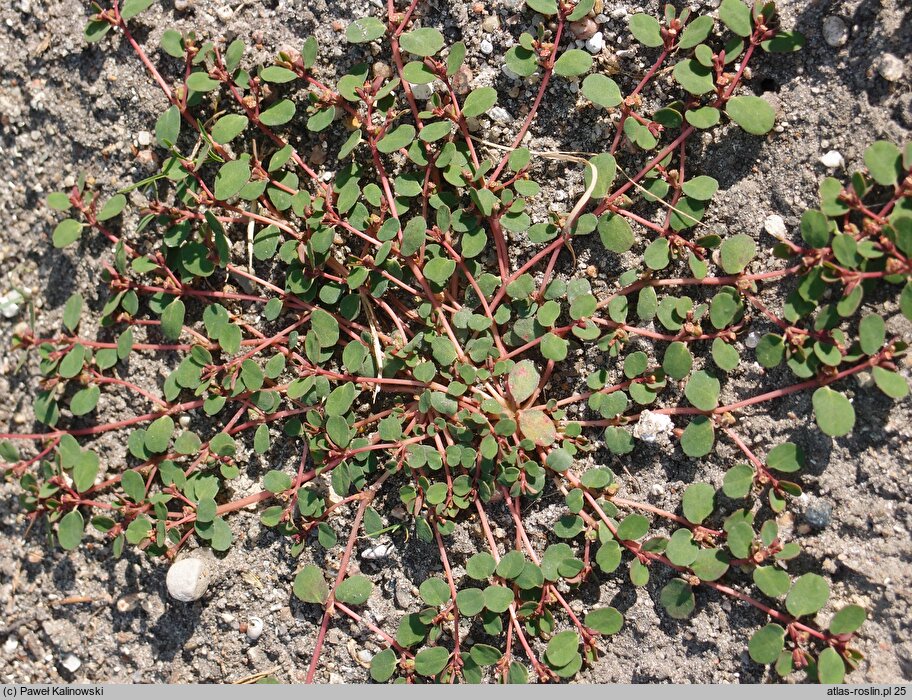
[186,72,220,93]
[585,606,623,635]
[616,514,649,541]
[325,382,357,416]
[120,0,155,20]
[72,451,99,493]
[873,367,909,399]
[690,548,729,581]
[674,59,715,95]
[786,573,829,617]
[812,387,855,437]
[508,359,540,404]
[466,552,497,580]
[263,470,292,493]
[293,564,329,604]
[680,416,714,457]
[259,99,296,126]
[726,96,775,135]
[679,15,714,49]
[70,385,100,416]
[644,238,670,270]
[423,256,456,286]
[53,219,83,248]
[378,124,416,153]
[684,370,720,411]
[346,16,386,43]
[829,605,866,635]
[761,30,806,53]
[419,578,451,606]
[335,575,373,605]
[800,209,830,248]
[719,234,757,273]
[749,624,785,664]
[553,49,593,77]
[719,0,752,37]
[214,159,251,200]
[545,630,579,667]
[260,66,297,84]
[145,415,174,454]
[540,333,568,361]
[310,308,340,348]
[681,175,719,201]
[525,0,558,15]
[160,299,185,341]
[210,114,249,143]
[818,648,845,684]
[582,74,622,108]
[682,483,715,523]
[766,442,804,473]
[462,87,498,118]
[160,29,184,57]
[666,529,699,566]
[753,566,790,598]
[864,141,903,186]
[455,588,485,616]
[483,585,514,613]
[400,28,444,57]
[58,510,85,551]
[62,293,84,333]
[370,648,398,682]
[859,314,886,355]
[722,463,754,498]
[97,194,126,221]
[414,647,450,677]
[629,14,663,47]
[660,579,696,619]
[598,214,634,253]
[155,105,181,147]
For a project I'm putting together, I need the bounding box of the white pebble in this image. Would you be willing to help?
[763,214,788,240]
[649,484,665,497]
[745,331,761,349]
[0,289,24,319]
[409,81,435,101]
[166,557,211,602]
[136,130,152,147]
[488,106,511,123]
[877,53,904,82]
[61,654,82,673]
[611,7,628,19]
[246,616,264,642]
[3,637,19,653]
[357,649,373,664]
[361,543,394,560]
[585,32,605,54]
[480,39,494,55]
[822,16,848,48]
[632,410,674,443]
[179,415,191,428]
[819,150,845,169]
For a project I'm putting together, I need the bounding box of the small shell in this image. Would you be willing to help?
[246,616,264,642]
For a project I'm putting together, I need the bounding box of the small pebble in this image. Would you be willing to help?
[877,53,904,82]
[822,16,848,48]
[409,81,434,101]
[246,616,264,642]
[372,61,392,81]
[488,106,511,123]
[116,593,141,613]
[174,0,191,10]
[3,637,19,654]
[61,654,82,673]
[819,150,845,169]
[804,500,833,529]
[136,130,152,147]
[357,649,373,664]
[585,32,605,54]
[481,15,500,32]
[763,214,787,240]
[744,331,761,349]
[361,543,394,560]
[166,557,211,602]
[480,39,494,55]
[632,410,674,443]
[649,484,665,497]
[569,18,598,41]
[0,290,24,318]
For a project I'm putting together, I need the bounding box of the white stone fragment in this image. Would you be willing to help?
[61,654,82,673]
[480,39,494,55]
[819,150,845,169]
[632,410,674,443]
[585,32,605,54]
[408,81,435,101]
[361,543,394,560]
[488,106,511,123]
[166,557,211,602]
[0,289,24,318]
[745,331,761,349]
[763,214,788,240]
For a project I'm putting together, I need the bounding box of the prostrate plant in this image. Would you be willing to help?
[2,0,910,684]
